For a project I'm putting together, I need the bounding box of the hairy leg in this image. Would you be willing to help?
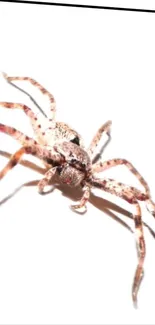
[0,123,38,146]
[0,145,62,181]
[2,72,56,121]
[132,202,145,306]
[87,120,112,158]
[0,102,54,144]
[70,184,90,212]
[38,166,57,193]
[92,158,155,217]
[0,123,52,170]
[93,158,150,194]
[88,177,149,204]
[88,176,147,305]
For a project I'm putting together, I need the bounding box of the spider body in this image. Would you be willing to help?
[42,121,82,147]
[0,72,155,307]
[54,141,91,187]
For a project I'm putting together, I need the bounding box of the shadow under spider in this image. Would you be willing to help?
[0,150,155,239]
[92,134,111,164]
[7,80,47,118]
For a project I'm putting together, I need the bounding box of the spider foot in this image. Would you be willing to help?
[38,185,55,195]
[146,199,155,217]
[132,268,144,308]
[132,293,138,309]
[0,71,7,80]
[70,203,87,215]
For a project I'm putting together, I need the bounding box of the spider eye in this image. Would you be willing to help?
[70,136,80,146]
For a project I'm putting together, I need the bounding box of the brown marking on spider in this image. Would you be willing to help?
[0,72,155,307]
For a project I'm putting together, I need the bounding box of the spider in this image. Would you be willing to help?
[0,72,155,307]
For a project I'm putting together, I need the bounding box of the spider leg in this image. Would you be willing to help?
[88,176,147,305]
[0,145,62,181]
[92,159,150,194]
[92,158,155,217]
[70,184,90,213]
[87,120,112,158]
[2,72,56,121]
[0,102,54,145]
[0,123,52,170]
[0,123,38,146]
[38,166,57,193]
[132,203,145,306]
[144,199,155,217]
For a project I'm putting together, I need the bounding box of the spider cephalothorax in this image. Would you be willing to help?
[0,72,155,307]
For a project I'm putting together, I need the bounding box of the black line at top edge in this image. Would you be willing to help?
[0,0,155,13]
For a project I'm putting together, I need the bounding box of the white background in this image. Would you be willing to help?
[0,2,155,324]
